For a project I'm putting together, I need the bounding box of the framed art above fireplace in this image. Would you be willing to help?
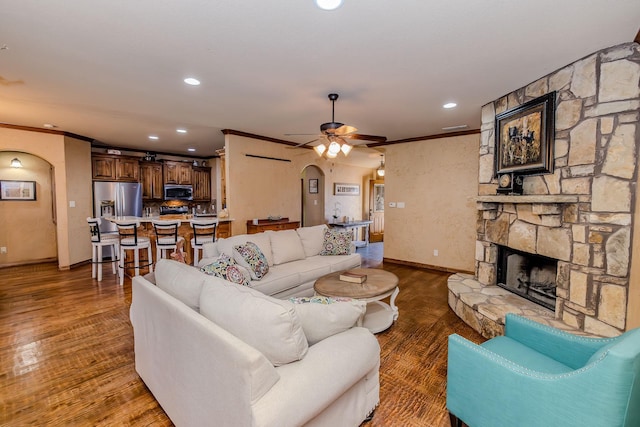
[495,91,556,176]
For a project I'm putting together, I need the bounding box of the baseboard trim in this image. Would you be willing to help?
[382,257,473,275]
[0,257,58,269]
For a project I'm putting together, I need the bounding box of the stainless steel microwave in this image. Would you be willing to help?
[164,184,193,200]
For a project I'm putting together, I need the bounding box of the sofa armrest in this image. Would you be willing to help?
[504,314,610,369]
[130,276,279,426]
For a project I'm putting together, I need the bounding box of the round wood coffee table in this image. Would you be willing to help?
[314,267,399,333]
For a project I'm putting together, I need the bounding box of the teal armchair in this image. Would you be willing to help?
[447,314,640,427]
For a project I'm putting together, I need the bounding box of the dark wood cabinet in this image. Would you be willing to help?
[246,218,300,234]
[140,162,163,200]
[217,221,231,239]
[92,155,139,182]
[164,161,192,185]
[192,166,211,201]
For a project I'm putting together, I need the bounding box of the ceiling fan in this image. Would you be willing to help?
[287,93,386,157]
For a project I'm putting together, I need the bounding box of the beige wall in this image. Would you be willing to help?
[628,171,640,330]
[0,127,92,269]
[302,165,324,226]
[0,151,57,264]
[383,133,479,272]
[224,134,372,235]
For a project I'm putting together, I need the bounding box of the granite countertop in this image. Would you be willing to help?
[104,215,233,223]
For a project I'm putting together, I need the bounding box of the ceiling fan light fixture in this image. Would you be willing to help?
[313,143,327,156]
[328,140,341,155]
[326,151,338,159]
[340,143,352,156]
[315,0,343,11]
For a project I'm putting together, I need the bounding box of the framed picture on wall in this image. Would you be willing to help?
[0,180,37,201]
[495,91,555,176]
[334,183,360,196]
[309,178,318,194]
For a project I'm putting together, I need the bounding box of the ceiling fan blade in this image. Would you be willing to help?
[347,133,387,143]
[334,125,358,136]
[289,138,319,148]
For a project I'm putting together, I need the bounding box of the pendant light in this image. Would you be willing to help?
[10,158,23,168]
[376,154,385,177]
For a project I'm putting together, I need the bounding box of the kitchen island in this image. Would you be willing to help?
[104,215,233,268]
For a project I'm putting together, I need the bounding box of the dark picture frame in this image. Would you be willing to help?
[309,178,318,194]
[495,92,555,176]
[0,180,37,201]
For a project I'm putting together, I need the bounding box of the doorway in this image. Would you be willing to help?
[301,165,325,227]
[369,180,384,243]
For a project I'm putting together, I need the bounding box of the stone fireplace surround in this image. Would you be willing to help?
[448,42,640,338]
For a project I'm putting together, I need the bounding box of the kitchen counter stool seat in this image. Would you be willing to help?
[87,217,120,282]
[115,220,153,285]
[151,219,186,262]
[189,218,217,266]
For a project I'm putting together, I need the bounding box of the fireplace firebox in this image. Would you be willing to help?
[496,246,557,310]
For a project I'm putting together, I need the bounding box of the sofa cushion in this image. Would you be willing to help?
[289,296,367,345]
[154,259,206,311]
[248,263,302,296]
[296,224,329,257]
[319,228,353,256]
[270,229,306,265]
[217,233,274,266]
[234,241,270,280]
[200,254,251,287]
[199,279,308,366]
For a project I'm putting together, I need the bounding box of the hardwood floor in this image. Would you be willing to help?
[1,244,483,426]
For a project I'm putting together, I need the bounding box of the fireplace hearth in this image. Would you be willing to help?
[497,246,557,311]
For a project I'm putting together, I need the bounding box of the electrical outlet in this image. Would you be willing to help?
[1,247,7,254]
[388,202,396,208]
[433,249,439,256]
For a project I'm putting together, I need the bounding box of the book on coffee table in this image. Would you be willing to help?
[339,271,367,284]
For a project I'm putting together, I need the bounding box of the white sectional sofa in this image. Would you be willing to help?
[131,257,381,427]
[199,224,361,298]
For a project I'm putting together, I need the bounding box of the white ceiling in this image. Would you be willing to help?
[1,1,639,166]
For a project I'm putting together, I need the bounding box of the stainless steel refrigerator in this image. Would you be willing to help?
[93,181,143,256]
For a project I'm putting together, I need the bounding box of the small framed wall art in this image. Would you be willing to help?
[495,91,555,176]
[334,183,360,196]
[309,178,318,194]
[0,180,37,201]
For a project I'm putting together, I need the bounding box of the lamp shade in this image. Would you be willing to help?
[10,158,23,168]
[313,144,327,156]
[340,143,352,156]
[376,155,385,176]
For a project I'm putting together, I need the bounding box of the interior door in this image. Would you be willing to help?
[369,180,384,243]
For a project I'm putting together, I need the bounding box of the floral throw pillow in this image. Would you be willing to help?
[200,254,251,287]
[319,228,353,256]
[233,241,270,280]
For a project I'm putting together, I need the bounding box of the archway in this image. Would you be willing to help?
[0,151,58,266]
[301,165,325,226]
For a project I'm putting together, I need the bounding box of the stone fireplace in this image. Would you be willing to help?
[497,246,557,311]
[448,42,640,338]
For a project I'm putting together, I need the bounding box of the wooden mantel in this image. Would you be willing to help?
[475,195,579,204]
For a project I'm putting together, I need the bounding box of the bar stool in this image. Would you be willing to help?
[189,218,218,266]
[115,220,153,285]
[151,219,185,262]
[87,217,120,282]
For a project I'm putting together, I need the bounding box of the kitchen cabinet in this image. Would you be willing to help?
[92,155,139,182]
[164,161,192,185]
[192,166,211,201]
[140,162,163,200]
[217,221,231,239]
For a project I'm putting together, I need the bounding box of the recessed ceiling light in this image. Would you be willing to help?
[443,102,457,109]
[184,77,201,86]
[177,128,187,134]
[148,135,159,140]
[315,0,343,10]
[187,148,196,152]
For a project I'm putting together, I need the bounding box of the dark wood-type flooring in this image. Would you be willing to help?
[0,243,483,426]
